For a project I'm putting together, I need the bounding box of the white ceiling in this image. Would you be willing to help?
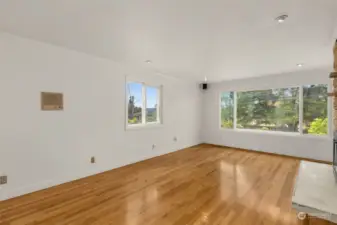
[0,0,336,82]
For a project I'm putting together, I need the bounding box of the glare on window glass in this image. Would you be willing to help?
[127,82,142,125]
[220,92,234,129]
[303,84,328,135]
[146,87,158,123]
[237,88,299,132]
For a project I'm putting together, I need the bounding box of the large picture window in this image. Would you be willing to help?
[127,82,162,128]
[237,87,299,132]
[220,84,329,136]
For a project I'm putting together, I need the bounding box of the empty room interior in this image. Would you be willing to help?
[1,0,337,225]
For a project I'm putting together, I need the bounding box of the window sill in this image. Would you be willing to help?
[126,123,163,131]
[219,128,332,140]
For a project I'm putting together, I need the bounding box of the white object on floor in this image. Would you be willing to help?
[292,161,337,223]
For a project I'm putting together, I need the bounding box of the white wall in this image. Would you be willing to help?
[0,32,202,201]
[202,68,333,162]
[0,31,333,202]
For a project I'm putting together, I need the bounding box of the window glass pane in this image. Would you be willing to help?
[146,86,159,123]
[127,82,142,125]
[237,87,299,132]
[220,92,234,128]
[303,84,328,135]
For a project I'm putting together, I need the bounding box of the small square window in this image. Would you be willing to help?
[127,82,162,128]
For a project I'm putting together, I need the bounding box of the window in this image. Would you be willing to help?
[220,84,329,136]
[127,82,161,127]
[303,84,328,135]
[146,86,159,123]
[220,92,234,129]
[237,87,299,132]
[127,83,143,125]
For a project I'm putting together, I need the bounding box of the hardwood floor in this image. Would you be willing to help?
[0,145,334,225]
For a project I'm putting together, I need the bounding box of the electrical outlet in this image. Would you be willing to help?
[0,176,7,185]
[91,157,96,164]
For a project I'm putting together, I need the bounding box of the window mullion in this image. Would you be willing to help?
[299,86,303,134]
[219,92,222,129]
[328,82,332,137]
[156,87,160,123]
[142,84,146,124]
[234,92,237,129]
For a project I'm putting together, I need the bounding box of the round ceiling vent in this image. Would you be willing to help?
[275,15,288,23]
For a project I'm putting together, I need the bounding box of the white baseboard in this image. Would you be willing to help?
[0,180,54,201]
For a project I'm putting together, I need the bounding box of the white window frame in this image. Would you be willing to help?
[219,84,331,138]
[126,81,163,130]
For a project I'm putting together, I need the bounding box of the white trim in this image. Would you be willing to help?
[233,92,237,130]
[218,91,222,129]
[0,179,54,201]
[159,85,164,124]
[126,123,163,131]
[125,75,128,130]
[156,87,160,123]
[234,128,300,136]
[302,133,332,140]
[220,128,331,139]
[328,82,333,138]
[142,83,146,124]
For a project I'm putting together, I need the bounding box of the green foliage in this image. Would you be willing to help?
[302,85,328,134]
[303,85,328,122]
[308,118,328,135]
[128,117,139,124]
[221,85,328,133]
[221,92,234,128]
[221,92,234,125]
[221,120,233,128]
[128,95,142,125]
[236,88,299,131]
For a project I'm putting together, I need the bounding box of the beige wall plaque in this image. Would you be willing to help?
[41,92,63,111]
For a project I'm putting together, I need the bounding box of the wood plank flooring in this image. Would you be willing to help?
[0,145,334,225]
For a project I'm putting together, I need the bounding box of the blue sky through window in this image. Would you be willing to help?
[127,83,157,108]
[146,86,157,108]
